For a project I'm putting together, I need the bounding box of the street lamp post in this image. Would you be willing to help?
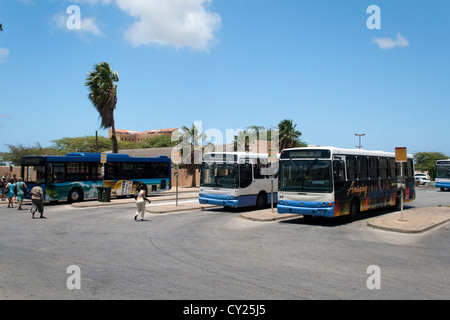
[355,133,365,149]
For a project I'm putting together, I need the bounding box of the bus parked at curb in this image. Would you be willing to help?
[21,152,171,202]
[277,147,415,220]
[199,152,278,209]
[435,159,450,191]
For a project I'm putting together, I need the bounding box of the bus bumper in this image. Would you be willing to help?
[436,182,450,189]
[277,200,335,218]
[199,194,239,208]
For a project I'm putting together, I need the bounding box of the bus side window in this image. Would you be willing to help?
[388,158,396,178]
[369,157,378,180]
[346,156,357,180]
[357,156,368,180]
[407,159,413,177]
[379,158,388,179]
[239,164,253,188]
[333,160,345,182]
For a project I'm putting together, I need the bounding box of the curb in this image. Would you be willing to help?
[367,207,450,234]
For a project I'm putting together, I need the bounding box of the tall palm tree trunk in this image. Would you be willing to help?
[111,120,118,154]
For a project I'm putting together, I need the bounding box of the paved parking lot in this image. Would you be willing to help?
[0,186,449,300]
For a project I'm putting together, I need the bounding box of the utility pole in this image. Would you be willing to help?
[355,133,365,149]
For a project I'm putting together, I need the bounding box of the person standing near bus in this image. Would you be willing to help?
[30,183,45,219]
[15,177,27,210]
[0,177,6,201]
[6,179,15,208]
[134,186,151,221]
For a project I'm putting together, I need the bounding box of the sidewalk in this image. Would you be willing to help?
[366,207,450,233]
[241,206,450,233]
[70,187,199,208]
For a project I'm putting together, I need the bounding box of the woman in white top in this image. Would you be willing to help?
[134,186,151,221]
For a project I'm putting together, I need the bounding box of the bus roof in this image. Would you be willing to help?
[202,152,280,163]
[204,152,270,158]
[436,159,450,165]
[281,146,413,159]
[21,152,170,164]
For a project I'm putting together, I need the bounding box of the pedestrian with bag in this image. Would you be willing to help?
[134,186,151,221]
[30,183,45,219]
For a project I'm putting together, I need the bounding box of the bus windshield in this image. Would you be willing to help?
[436,163,450,179]
[200,162,239,188]
[279,160,332,193]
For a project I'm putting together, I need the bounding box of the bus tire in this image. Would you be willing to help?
[256,192,267,210]
[348,198,359,221]
[68,188,83,203]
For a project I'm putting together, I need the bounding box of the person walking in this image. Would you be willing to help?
[134,186,151,221]
[30,183,45,219]
[6,179,15,208]
[15,177,27,210]
[0,177,6,201]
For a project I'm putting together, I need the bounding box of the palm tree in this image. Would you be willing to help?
[179,123,207,187]
[85,62,120,153]
[278,119,306,151]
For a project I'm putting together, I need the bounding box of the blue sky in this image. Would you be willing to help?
[0,0,449,156]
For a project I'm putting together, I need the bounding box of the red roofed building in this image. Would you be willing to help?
[109,128,179,143]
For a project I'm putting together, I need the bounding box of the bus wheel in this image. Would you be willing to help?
[68,188,83,203]
[256,192,267,210]
[348,199,359,221]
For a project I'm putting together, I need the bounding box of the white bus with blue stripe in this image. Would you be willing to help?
[436,159,450,191]
[199,152,278,209]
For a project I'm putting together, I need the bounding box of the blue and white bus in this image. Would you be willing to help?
[199,152,278,209]
[277,147,415,220]
[21,152,171,202]
[435,159,450,191]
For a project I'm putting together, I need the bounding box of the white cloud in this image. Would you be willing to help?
[0,48,10,63]
[115,0,222,52]
[52,12,104,37]
[372,32,410,50]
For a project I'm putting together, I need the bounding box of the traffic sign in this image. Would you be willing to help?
[395,147,407,163]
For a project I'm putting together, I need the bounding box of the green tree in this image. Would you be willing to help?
[278,119,307,151]
[233,129,252,152]
[414,152,448,180]
[51,136,113,153]
[0,143,59,166]
[233,126,275,152]
[179,124,207,187]
[85,62,120,153]
[140,135,179,148]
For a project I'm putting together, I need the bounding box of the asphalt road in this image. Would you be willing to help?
[0,187,449,300]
